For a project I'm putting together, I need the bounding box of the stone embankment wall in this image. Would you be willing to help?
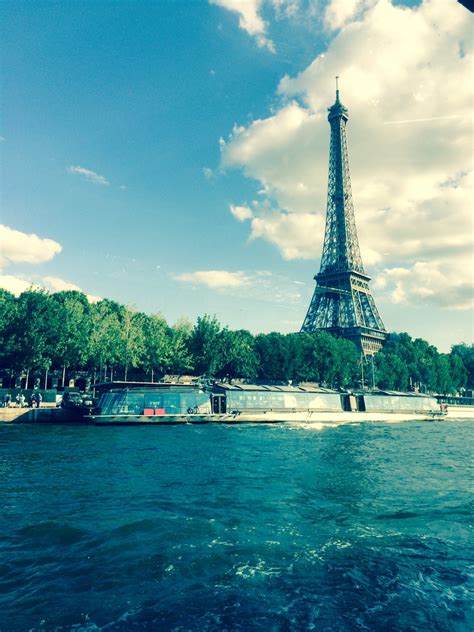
[0,407,86,423]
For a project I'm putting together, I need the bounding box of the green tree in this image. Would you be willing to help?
[189,315,225,376]
[116,307,146,380]
[308,332,339,386]
[332,337,359,387]
[451,343,474,389]
[215,329,258,380]
[53,291,92,386]
[435,354,455,395]
[87,300,123,381]
[448,353,467,392]
[284,333,318,383]
[143,313,172,381]
[168,318,194,376]
[375,351,409,390]
[255,332,290,382]
[13,289,61,388]
[0,289,19,370]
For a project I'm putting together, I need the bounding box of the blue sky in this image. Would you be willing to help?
[1,0,472,352]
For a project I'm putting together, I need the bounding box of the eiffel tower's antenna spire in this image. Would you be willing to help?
[335,75,339,101]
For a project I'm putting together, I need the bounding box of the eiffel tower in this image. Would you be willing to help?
[301,81,387,355]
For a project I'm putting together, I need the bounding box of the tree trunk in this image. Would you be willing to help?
[124,364,128,381]
[151,368,154,383]
[110,366,114,382]
[25,369,30,390]
[44,368,49,390]
[62,364,66,388]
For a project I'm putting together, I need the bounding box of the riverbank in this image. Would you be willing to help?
[0,407,86,424]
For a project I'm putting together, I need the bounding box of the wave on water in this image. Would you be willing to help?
[14,522,89,546]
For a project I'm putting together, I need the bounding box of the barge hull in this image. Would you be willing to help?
[91,410,445,425]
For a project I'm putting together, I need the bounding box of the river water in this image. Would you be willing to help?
[0,420,472,631]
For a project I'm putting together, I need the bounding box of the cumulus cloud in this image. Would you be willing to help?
[0,224,62,267]
[0,274,39,295]
[324,0,376,31]
[0,225,100,301]
[374,256,474,311]
[250,210,324,260]
[43,276,101,303]
[222,0,473,307]
[67,165,110,186]
[175,268,304,306]
[175,270,251,289]
[0,273,101,302]
[210,0,275,51]
[230,204,254,221]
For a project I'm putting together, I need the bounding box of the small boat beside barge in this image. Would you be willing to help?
[89,382,445,425]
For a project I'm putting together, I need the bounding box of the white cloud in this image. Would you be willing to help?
[0,274,39,295]
[324,0,376,31]
[175,268,304,306]
[67,165,109,186]
[230,204,254,221]
[0,273,101,303]
[250,210,324,260]
[43,276,101,303]
[210,0,275,51]
[203,167,214,180]
[0,224,62,267]
[0,225,100,302]
[374,257,474,311]
[221,0,473,307]
[175,270,251,289]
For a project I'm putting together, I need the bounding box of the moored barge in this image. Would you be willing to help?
[89,382,445,425]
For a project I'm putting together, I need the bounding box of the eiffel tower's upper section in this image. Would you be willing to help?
[319,82,365,276]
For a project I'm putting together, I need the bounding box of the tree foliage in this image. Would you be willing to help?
[375,333,467,394]
[0,290,470,393]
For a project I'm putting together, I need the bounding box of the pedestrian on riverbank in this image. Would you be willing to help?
[4,393,12,408]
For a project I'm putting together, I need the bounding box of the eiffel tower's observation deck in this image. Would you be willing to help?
[301,83,387,356]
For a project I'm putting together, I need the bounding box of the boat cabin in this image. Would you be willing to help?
[210,383,344,413]
[94,382,211,416]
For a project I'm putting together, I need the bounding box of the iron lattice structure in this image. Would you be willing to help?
[301,87,387,355]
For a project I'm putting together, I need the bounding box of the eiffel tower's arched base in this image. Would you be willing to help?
[301,272,388,356]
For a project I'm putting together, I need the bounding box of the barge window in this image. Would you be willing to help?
[144,391,211,414]
[99,391,145,414]
[98,390,212,415]
[225,391,342,411]
[364,395,437,412]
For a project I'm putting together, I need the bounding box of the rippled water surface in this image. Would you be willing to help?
[1,420,473,631]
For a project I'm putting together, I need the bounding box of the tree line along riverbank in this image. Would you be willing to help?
[0,288,472,394]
